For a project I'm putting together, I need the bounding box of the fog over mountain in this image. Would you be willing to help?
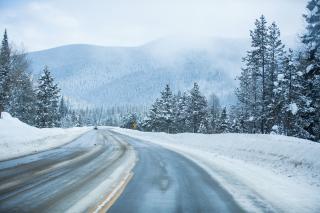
[28,37,250,107]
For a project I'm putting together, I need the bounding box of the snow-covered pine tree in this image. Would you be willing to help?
[230,118,241,133]
[144,98,162,132]
[171,92,180,133]
[236,16,292,135]
[302,0,320,60]
[186,83,208,133]
[8,72,36,125]
[58,97,68,118]
[250,15,269,133]
[230,103,248,133]
[0,31,37,124]
[228,105,242,133]
[208,93,221,133]
[299,0,320,141]
[76,112,83,127]
[0,30,11,111]
[216,107,230,133]
[70,110,81,127]
[237,15,269,133]
[157,84,175,133]
[198,117,210,134]
[58,96,73,127]
[35,66,61,128]
[278,50,303,136]
[173,91,189,133]
[235,60,254,133]
[265,22,286,132]
[3,47,36,125]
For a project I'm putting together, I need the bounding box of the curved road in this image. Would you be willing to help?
[0,129,243,212]
[0,130,131,213]
[108,132,243,213]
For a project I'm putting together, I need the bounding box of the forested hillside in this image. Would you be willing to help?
[28,37,248,107]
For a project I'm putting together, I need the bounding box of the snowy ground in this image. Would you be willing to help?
[112,128,320,213]
[0,112,90,161]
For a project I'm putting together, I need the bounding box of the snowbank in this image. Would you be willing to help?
[112,128,320,213]
[0,112,90,161]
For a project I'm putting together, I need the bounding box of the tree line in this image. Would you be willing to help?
[124,0,320,142]
[234,0,319,142]
[0,33,147,129]
[0,30,79,128]
[122,83,231,134]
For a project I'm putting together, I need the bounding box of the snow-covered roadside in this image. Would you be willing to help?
[0,112,90,161]
[112,128,320,213]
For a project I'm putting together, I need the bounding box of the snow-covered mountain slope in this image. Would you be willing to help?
[0,112,90,160]
[113,128,320,212]
[28,37,249,107]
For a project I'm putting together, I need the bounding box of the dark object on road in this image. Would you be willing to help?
[93,126,98,130]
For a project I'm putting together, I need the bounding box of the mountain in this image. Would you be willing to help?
[28,37,249,107]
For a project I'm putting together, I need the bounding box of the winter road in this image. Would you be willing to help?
[0,130,134,212]
[108,131,243,213]
[0,129,243,212]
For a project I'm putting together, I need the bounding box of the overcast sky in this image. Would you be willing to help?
[0,0,309,51]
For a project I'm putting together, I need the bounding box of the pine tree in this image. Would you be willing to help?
[58,96,71,127]
[216,107,229,133]
[228,105,242,133]
[235,60,254,133]
[234,9,320,141]
[173,92,189,133]
[265,22,286,132]
[157,84,175,133]
[198,118,210,134]
[236,15,269,134]
[208,93,221,133]
[71,110,79,127]
[278,50,303,136]
[299,0,320,141]
[144,98,162,132]
[76,112,83,127]
[251,15,269,133]
[187,83,208,133]
[230,118,241,133]
[302,0,320,60]
[0,31,37,124]
[144,85,175,133]
[35,66,61,128]
[59,97,68,118]
[8,72,36,125]
[236,16,294,135]
[0,29,11,110]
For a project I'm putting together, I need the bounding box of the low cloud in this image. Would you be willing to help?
[0,0,308,51]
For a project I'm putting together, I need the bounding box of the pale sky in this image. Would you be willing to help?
[0,0,309,51]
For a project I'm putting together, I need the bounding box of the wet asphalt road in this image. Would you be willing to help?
[108,132,243,213]
[0,129,243,213]
[0,130,128,213]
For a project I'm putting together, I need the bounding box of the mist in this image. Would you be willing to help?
[1,0,308,51]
